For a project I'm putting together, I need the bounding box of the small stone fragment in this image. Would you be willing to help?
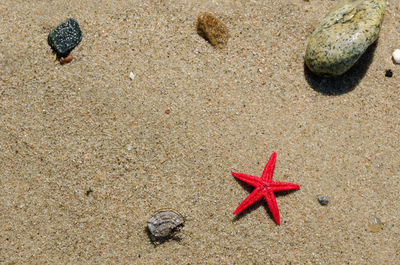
[317,196,330,205]
[129,72,135,80]
[385,69,393,77]
[197,12,230,49]
[368,215,383,232]
[392,49,400,64]
[59,54,73,65]
[48,18,82,57]
[147,209,184,245]
[305,0,385,76]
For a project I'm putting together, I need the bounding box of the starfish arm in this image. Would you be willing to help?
[261,152,277,182]
[270,182,300,192]
[264,190,280,225]
[232,172,261,188]
[233,188,263,215]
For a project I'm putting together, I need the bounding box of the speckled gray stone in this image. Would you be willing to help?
[318,196,330,205]
[305,0,385,76]
[48,18,82,57]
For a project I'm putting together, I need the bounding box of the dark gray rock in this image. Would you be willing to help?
[48,18,82,57]
[318,196,330,205]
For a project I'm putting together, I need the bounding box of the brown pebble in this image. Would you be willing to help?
[147,209,184,245]
[165,109,171,114]
[197,12,230,49]
[60,54,73,65]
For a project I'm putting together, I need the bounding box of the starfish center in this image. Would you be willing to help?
[262,183,270,190]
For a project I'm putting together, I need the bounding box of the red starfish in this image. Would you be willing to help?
[232,152,300,225]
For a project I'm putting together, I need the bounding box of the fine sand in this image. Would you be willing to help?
[1,0,399,264]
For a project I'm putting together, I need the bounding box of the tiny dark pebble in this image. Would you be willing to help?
[385,69,393,77]
[318,196,329,205]
[48,18,82,57]
[85,188,93,196]
[165,109,171,114]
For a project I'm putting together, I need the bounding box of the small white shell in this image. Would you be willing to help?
[147,209,184,244]
[392,49,400,64]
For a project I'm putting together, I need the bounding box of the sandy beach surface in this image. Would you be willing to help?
[1,0,399,264]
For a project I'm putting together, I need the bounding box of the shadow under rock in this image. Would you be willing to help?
[304,41,378,95]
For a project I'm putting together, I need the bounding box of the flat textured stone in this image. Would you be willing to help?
[48,18,82,57]
[197,12,230,49]
[305,0,385,76]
